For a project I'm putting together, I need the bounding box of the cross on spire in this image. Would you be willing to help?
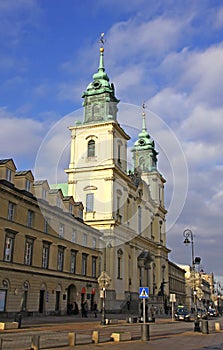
[142,102,147,132]
[98,32,105,48]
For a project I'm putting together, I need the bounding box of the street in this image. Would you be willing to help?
[0,315,223,349]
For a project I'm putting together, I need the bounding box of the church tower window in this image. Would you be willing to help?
[87,140,95,158]
[86,193,94,212]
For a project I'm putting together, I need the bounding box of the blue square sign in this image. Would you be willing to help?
[139,287,149,299]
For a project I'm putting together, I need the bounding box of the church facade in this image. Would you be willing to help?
[65,44,170,312]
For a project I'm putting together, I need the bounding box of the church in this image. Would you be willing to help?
[65,40,170,312]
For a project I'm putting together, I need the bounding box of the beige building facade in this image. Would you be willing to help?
[0,159,102,317]
[168,261,186,308]
[65,45,170,312]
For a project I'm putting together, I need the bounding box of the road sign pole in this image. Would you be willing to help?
[143,298,146,323]
[172,301,174,322]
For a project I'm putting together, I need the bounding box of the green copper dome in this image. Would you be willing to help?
[82,46,119,124]
[82,48,115,97]
[132,110,158,172]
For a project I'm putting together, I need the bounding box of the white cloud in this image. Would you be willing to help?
[177,44,223,107]
[214,5,223,28]
[179,105,223,143]
[107,16,185,65]
[0,0,42,45]
[0,107,46,169]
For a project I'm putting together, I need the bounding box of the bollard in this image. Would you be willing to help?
[0,338,3,350]
[215,322,221,331]
[92,330,99,343]
[14,313,22,328]
[68,332,76,346]
[194,320,201,332]
[31,335,40,350]
[141,324,150,341]
[201,320,209,334]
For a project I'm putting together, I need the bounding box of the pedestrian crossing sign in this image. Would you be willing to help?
[139,287,149,299]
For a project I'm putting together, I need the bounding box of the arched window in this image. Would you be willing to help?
[92,104,100,119]
[138,206,142,235]
[117,248,123,279]
[87,140,95,157]
[118,144,121,163]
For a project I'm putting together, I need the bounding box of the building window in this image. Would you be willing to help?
[0,290,7,312]
[138,206,142,235]
[86,193,94,212]
[4,236,13,262]
[71,229,76,243]
[117,248,123,279]
[70,250,77,274]
[83,233,87,246]
[92,256,97,277]
[82,253,88,276]
[4,229,17,262]
[42,242,50,269]
[42,188,47,200]
[57,196,61,208]
[59,223,64,238]
[24,237,34,265]
[7,202,15,221]
[57,246,65,271]
[87,140,95,157]
[27,210,34,227]
[69,203,73,214]
[79,208,83,219]
[92,237,97,249]
[116,196,122,222]
[25,179,31,192]
[44,218,50,234]
[118,144,121,164]
[6,168,12,182]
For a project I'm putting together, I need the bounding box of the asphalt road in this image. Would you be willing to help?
[0,315,222,350]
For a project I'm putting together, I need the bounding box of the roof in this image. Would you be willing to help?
[0,158,13,164]
[50,183,68,196]
[34,180,48,185]
[15,171,30,176]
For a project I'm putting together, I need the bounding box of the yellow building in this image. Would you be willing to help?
[0,159,102,317]
[65,45,170,312]
[168,261,186,307]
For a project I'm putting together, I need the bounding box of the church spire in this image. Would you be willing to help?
[92,33,109,82]
[131,103,158,172]
[82,33,119,124]
[142,102,147,132]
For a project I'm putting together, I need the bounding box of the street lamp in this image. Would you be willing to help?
[183,229,201,331]
[97,271,111,325]
[183,229,195,270]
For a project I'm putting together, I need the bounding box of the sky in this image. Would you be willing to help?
[1,0,223,285]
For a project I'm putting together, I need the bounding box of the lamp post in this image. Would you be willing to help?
[183,229,200,331]
[97,271,111,325]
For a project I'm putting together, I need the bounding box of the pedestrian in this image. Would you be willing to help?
[83,300,89,318]
[150,304,155,322]
[93,301,98,318]
[127,300,130,310]
[73,301,79,315]
[81,301,85,318]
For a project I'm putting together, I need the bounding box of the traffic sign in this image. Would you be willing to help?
[139,287,149,299]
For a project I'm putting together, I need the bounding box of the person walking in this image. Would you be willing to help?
[83,300,89,318]
[93,301,98,318]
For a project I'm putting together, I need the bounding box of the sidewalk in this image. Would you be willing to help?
[44,330,223,350]
[18,312,172,328]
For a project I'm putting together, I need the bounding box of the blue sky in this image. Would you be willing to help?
[1,0,223,283]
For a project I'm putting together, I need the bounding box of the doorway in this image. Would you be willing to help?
[39,290,45,313]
